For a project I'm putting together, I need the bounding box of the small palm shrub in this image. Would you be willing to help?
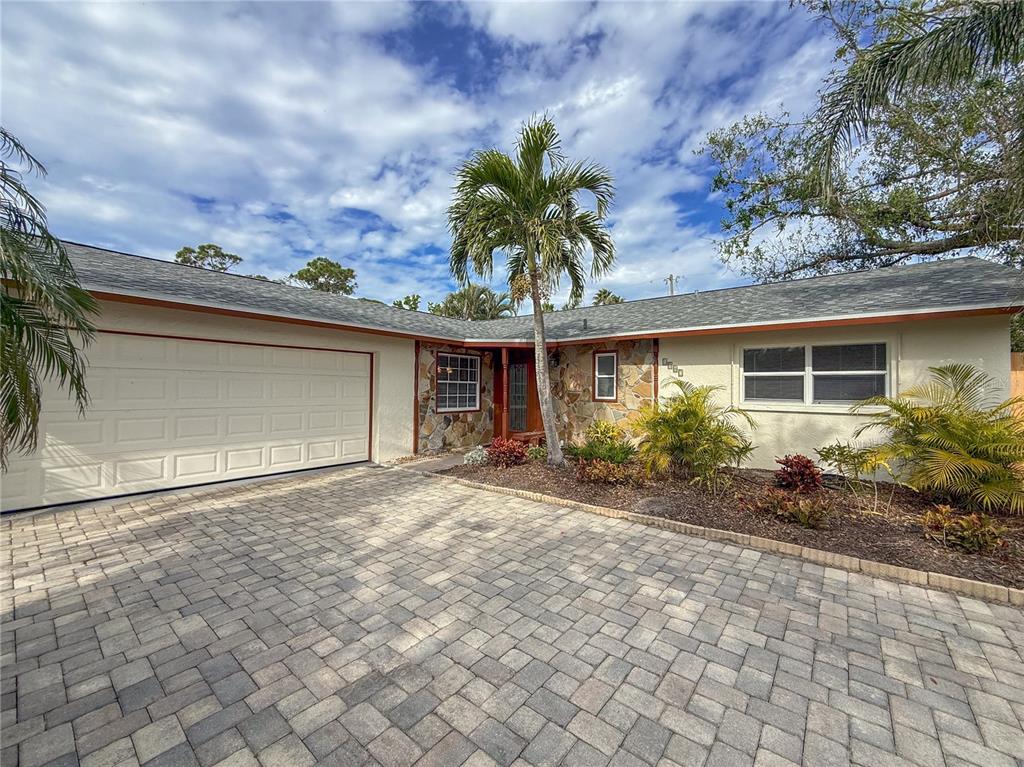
[854,364,1024,513]
[745,488,830,529]
[464,446,487,465]
[921,504,1006,553]
[635,380,755,491]
[775,454,823,493]
[526,445,548,461]
[486,437,528,467]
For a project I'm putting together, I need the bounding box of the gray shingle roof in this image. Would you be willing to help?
[66,241,1022,344]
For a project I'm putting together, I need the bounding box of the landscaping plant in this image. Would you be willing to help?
[575,458,636,485]
[815,441,874,486]
[854,364,1024,514]
[921,504,1007,554]
[635,380,755,492]
[774,454,823,494]
[572,420,636,464]
[526,445,548,462]
[745,488,831,529]
[464,446,487,465]
[486,437,528,468]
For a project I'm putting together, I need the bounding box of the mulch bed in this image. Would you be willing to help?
[441,462,1024,590]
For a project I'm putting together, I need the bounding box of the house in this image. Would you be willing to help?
[2,241,1020,511]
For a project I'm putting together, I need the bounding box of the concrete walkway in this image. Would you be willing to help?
[3,466,1023,767]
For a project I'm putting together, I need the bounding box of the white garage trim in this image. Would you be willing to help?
[2,330,375,512]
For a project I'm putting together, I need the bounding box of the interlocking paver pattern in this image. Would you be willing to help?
[3,466,1024,766]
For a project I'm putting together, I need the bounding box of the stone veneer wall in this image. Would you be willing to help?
[549,339,656,444]
[417,343,495,453]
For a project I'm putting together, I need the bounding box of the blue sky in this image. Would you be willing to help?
[3,1,835,306]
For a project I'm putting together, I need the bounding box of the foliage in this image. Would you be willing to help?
[486,437,528,468]
[815,441,874,482]
[427,284,517,320]
[174,243,242,272]
[585,420,624,445]
[447,116,615,466]
[701,0,1024,282]
[572,420,635,464]
[464,446,487,465]
[575,439,636,465]
[635,380,755,491]
[775,454,824,493]
[809,0,1024,194]
[290,256,357,295]
[854,364,1024,513]
[1,129,98,469]
[392,294,421,311]
[526,445,548,461]
[921,504,1007,553]
[575,458,638,485]
[745,487,831,529]
[1012,313,1023,352]
[592,288,624,306]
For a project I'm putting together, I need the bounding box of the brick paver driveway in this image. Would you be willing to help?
[3,467,1024,767]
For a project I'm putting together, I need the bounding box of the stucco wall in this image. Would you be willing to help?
[657,315,1011,469]
[88,300,416,462]
[417,343,495,452]
[550,339,656,444]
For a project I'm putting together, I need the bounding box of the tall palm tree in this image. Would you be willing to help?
[1,128,97,468]
[449,116,615,465]
[812,0,1024,193]
[593,288,624,306]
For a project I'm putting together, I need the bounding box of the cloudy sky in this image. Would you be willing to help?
[3,1,835,306]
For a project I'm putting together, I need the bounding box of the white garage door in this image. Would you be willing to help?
[2,332,372,511]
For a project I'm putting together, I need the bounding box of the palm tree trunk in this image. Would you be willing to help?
[529,271,565,466]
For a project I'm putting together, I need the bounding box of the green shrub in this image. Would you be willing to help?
[815,441,874,482]
[526,445,548,461]
[921,504,1006,553]
[575,439,635,464]
[486,437,528,467]
[854,364,1024,513]
[745,488,830,529]
[584,420,624,445]
[635,380,755,491]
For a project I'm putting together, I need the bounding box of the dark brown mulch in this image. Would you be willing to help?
[441,462,1024,590]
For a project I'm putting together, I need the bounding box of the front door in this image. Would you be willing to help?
[509,362,528,432]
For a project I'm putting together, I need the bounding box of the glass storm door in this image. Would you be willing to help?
[509,363,528,432]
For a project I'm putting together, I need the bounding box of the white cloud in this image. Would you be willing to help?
[2,0,835,307]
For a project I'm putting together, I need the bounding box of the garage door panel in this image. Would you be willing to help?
[2,334,372,510]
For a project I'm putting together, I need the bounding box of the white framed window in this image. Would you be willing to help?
[436,352,480,412]
[742,343,887,404]
[594,351,618,401]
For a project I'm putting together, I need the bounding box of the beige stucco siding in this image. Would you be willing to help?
[86,300,416,462]
[657,315,1011,469]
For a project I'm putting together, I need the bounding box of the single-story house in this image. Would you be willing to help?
[2,241,1020,511]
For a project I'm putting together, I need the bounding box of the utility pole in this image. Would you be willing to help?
[664,274,680,296]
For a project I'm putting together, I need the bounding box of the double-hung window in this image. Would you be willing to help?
[593,351,618,401]
[436,353,480,412]
[742,343,887,404]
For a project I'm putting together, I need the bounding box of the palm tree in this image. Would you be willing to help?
[428,284,518,320]
[449,116,615,465]
[1,129,97,468]
[812,0,1024,193]
[593,288,623,306]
